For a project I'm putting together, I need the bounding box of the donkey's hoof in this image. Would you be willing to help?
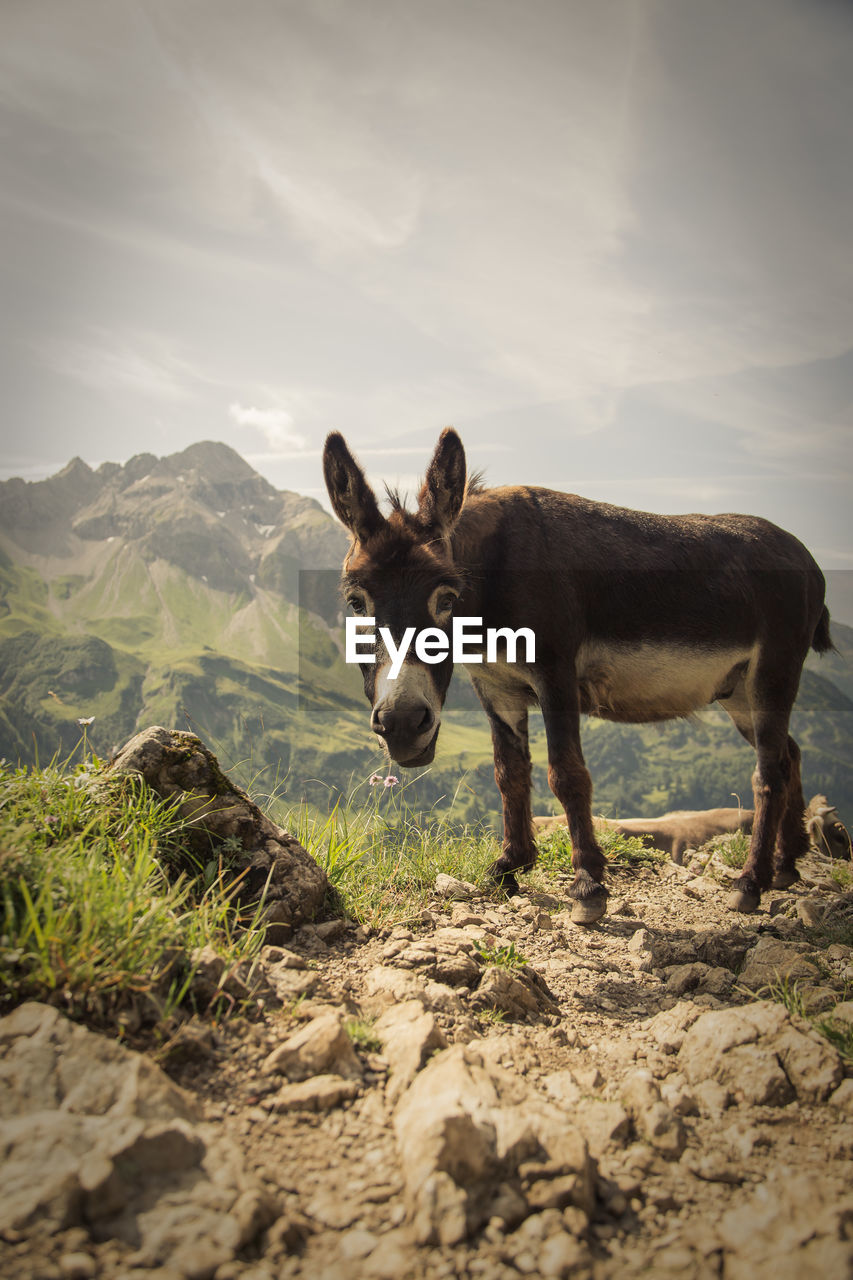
[727,888,760,913]
[771,869,800,890]
[489,864,521,896]
[571,893,607,926]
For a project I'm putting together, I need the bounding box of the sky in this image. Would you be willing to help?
[1,0,851,612]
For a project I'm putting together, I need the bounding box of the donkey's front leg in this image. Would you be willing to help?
[541,686,607,925]
[486,709,538,896]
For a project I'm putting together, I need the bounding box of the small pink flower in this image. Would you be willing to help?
[383,775,399,788]
[369,773,384,786]
[77,716,95,727]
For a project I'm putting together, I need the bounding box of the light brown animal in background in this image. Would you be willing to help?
[534,807,754,864]
[806,795,852,860]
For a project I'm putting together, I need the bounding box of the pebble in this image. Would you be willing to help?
[58,1256,96,1280]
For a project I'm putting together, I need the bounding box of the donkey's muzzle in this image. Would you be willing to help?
[371,698,438,765]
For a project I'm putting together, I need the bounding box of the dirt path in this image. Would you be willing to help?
[4,845,853,1280]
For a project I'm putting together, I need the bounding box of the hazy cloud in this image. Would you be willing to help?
[228,402,306,449]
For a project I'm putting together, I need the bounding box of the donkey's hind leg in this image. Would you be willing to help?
[772,736,809,888]
[719,665,801,913]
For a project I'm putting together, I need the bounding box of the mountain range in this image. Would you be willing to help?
[1,441,851,827]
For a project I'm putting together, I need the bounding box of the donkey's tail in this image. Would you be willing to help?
[811,604,835,654]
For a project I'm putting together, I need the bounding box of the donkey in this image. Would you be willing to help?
[323,428,832,923]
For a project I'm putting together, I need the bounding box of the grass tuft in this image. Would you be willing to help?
[762,976,853,1063]
[472,938,527,969]
[707,830,751,869]
[535,823,664,875]
[0,756,264,1033]
[283,775,502,928]
[345,1016,383,1053]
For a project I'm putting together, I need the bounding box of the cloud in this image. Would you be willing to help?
[228,401,306,449]
[43,331,198,401]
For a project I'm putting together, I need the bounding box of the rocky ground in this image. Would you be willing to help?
[3,844,853,1280]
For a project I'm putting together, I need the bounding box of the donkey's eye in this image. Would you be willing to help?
[429,585,459,623]
[347,594,367,615]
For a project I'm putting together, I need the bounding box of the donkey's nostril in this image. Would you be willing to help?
[417,705,435,734]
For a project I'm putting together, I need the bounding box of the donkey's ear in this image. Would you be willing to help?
[323,433,385,542]
[417,428,467,534]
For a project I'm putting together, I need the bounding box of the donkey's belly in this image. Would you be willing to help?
[575,641,752,723]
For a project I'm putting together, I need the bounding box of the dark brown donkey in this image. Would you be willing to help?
[323,428,832,924]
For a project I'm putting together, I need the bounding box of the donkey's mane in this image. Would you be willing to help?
[382,470,486,517]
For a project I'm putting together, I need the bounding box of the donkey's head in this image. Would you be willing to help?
[323,428,468,767]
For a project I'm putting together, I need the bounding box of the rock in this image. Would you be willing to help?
[261,1013,362,1081]
[374,1001,448,1100]
[362,966,464,1016]
[0,1003,273,1267]
[393,1045,594,1245]
[188,945,278,1011]
[472,964,560,1022]
[538,1231,590,1277]
[620,1072,687,1159]
[738,937,819,990]
[540,1071,581,1108]
[691,1079,732,1117]
[660,1079,698,1117]
[692,926,755,971]
[683,1151,745,1184]
[361,1227,417,1279]
[678,1001,842,1105]
[829,1079,853,1112]
[434,873,479,900]
[641,1001,704,1055]
[107,726,327,931]
[663,962,712,995]
[58,1254,96,1279]
[824,1000,853,1029]
[716,1173,853,1278]
[390,938,482,987]
[627,927,653,954]
[573,1100,632,1156]
[263,1075,361,1112]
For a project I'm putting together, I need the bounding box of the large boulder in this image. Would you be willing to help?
[678,1000,843,1105]
[0,1004,277,1271]
[108,725,327,937]
[393,1043,595,1245]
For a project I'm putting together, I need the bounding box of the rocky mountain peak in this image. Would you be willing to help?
[160,441,259,484]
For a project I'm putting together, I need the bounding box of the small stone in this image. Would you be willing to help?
[261,1013,362,1081]
[660,1080,698,1117]
[338,1228,379,1260]
[829,1079,853,1113]
[58,1255,96,1280]
[691,1079,731,1117]
[434,873,478,900]
[264,1075,360,1112]
[683,1151,745,1184]
[574,1100,631,1155]
[541,1071,581,1108]
[663,962,711,995]
[573,1066,603,1092]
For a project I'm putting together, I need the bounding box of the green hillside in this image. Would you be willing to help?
[1,442,851,830]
